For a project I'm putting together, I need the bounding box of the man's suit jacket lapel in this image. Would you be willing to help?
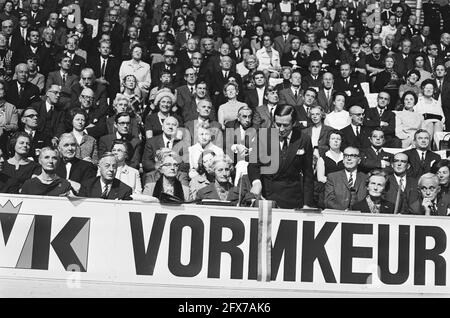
[261,104,272,125]
[92,178,102,198]
[277,129,302,176]
[354,171,365,191]
[107,179,120,199]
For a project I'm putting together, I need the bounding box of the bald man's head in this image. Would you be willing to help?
[349,106,365,125]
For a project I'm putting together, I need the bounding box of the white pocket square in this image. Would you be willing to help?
[297,149,305,156]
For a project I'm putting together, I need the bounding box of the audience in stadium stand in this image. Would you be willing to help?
[0,0,448,215]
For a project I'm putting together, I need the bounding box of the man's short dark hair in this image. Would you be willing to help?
[274,104,297,122]
[114,112,131,124]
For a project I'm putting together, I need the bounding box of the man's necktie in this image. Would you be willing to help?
[62,73,66,86]
[294,89,298,100]
[19,84,24,96]
[101,59,106,78]
[190,86,194,95]
[166,140,171,148]
[282,138,288,151]
[421,151,425,163]
[101,184,109,199]
[430,202,437,215]
[348,173,354,189]
[284,35,287,43]
[379,109,383,117]
[187,32,191,40]
[399,177,404,192]
[356,126,360,136]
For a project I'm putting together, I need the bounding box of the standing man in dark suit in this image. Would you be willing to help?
[316,72,336,113]
[422,0,441,44]
[315,18,337,45]
[273,22,296,55]
[244,70,267,109]
[380,0,395,24]
[248,104,314,209]
[224,105,258,163]
[359,129,394,174]
[70,68,109,118]
[424,44,443,73]
[309,37,336,74]
[208,55,242,109]
[411,25,433,55]
[151,49,180,89]
[65,87,107,139]
[278,69,304,108]
[87,40,120,103]
[45,56,78,99]
[197,9,220,38]
[176,68,198,119]
[341,105,371,149]
[393,39,414,79]
[98,112,142,170]
[404,129,441,179]
[281,37,308,73]
[297,0,317,23]
[253,85,279,129]
[6,63,40,113]
[78,152,133,200]
[334,63,369,109]
[107,8,124,44]
[31,85,66,139]
[324,146,367,210]
[363,91,401,147]
[56,133,97,195]
[11,13,29,50]
[28,0,47,28]
[64,36,86,77]
[384,152,419,214]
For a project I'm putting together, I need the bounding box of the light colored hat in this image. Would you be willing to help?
[154,89,176,105]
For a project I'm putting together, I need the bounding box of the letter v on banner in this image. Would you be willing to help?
[257,200,272,282]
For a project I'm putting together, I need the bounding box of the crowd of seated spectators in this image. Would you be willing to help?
[0,0,449,216]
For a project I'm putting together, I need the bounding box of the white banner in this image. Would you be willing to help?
[0,194,450,295]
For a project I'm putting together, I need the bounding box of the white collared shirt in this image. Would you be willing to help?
[291,86,300,97]
[45,101,53,113]
[256,87,265,106]
[66,161,72,178]
[162,134,173,149]
[25,128,35,138]
[416,149,427,160]
[311,125,321,147]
